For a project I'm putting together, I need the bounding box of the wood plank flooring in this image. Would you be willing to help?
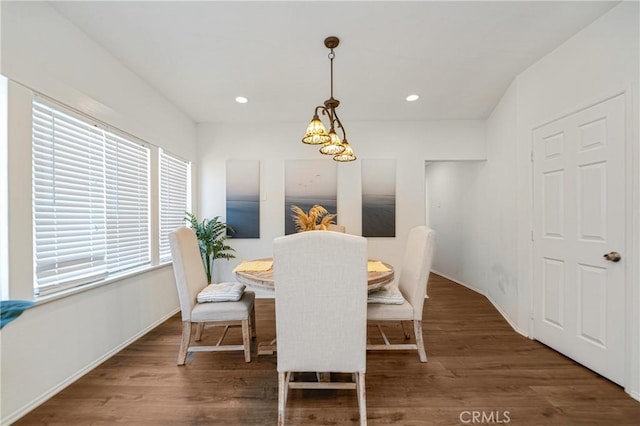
[15,274,640,425]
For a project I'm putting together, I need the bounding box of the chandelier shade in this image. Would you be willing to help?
[302,114,330,145]
[319,130,346,155]
[333,141,356,162]
[301,36,356,162]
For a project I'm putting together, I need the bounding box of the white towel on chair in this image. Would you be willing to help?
[197,282,246,303]
[367,285,405,305]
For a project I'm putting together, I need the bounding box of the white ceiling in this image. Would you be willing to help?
[51,1,618,124]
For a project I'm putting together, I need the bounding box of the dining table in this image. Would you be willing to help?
[233,258,395,356]
[234,258,394,291]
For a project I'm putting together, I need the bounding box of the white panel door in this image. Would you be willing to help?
[533,94,626,385]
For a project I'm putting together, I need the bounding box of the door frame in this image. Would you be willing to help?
[528,87,639,399]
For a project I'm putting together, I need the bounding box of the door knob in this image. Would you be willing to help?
[603,251,621,262]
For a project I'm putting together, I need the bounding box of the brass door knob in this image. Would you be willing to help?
[603,251,621,262]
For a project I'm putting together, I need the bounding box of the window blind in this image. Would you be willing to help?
[159,149,190,262]
[32,100,150,295]
[105,132,151,273]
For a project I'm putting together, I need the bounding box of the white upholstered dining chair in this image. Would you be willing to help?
[367,226,435,362]
[169,227,256,364]
[274,231,368,426]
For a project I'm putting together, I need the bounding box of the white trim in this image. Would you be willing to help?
[528,123,538,344]
[485,293,529,338]
[624,83,640,400]
[431,269,485,295]
[2,306,181,425]
[527,126,536,338]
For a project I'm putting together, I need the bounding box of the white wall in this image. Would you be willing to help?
[425,82,519,326]
[197,120,485,286]
[485,1,639,396]
[0,2,197,423]
[426,161,487,293]
[481,81,520,327]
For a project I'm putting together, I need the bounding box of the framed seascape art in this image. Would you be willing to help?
[226,159,260,239]
[284,160,337,235]
[362,159,396,237]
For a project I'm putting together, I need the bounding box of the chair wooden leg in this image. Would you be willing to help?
[278,372,288,426]
[242,319,251,362]
[284,372,291,405]
[250,305,257,339]
[400,320,411,339]
[356,372,367,426]
[413,320,427,362]
[177,321,192,366]
[195,322,205,341]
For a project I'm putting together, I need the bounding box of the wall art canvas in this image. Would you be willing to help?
[226,159,260,239]
[284,160,337,235]
[362,159,396,237]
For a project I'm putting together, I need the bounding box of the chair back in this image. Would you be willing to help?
[169,227,209,321]
[274,230,368,373]
[398,226,436,320]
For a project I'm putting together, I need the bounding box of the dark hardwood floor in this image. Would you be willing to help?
[16,274,640,425]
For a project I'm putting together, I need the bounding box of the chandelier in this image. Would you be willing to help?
[302,36,356,162]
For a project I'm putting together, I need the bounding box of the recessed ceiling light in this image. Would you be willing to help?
[406,94,420,102]
[235,96,248,104]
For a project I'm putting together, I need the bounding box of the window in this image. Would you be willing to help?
[159,149,191,262]
[32,99,150,296]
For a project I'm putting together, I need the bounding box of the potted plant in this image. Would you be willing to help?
[185,212,236,283]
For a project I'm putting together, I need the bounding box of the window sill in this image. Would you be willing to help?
[33,262,173,306]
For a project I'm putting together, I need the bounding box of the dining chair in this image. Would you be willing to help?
[169,227,256,365]
[367,226,436,362]
[274,230,368,426]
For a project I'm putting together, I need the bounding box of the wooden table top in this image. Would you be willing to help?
[234,258,394,291]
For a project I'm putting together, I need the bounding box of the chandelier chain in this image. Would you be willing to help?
[329,49,335,100]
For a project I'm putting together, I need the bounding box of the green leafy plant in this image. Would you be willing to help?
[185,212,236,283]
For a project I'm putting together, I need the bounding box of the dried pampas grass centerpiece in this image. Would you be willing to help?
[291,204,336,232]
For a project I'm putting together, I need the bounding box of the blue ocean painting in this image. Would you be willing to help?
[285,197,337,235]
[362,194,395,237]
[227,196,260,239]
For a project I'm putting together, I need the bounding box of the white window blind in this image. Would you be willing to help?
[159,149,190,262]
[105,133,151,273]
[32,100,150,295]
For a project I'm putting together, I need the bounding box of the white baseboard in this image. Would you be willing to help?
[430,270,528,337]
[485,294,529,338]
[627,389,640,402]
[3,307,181,425]
[431,269,486,295]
